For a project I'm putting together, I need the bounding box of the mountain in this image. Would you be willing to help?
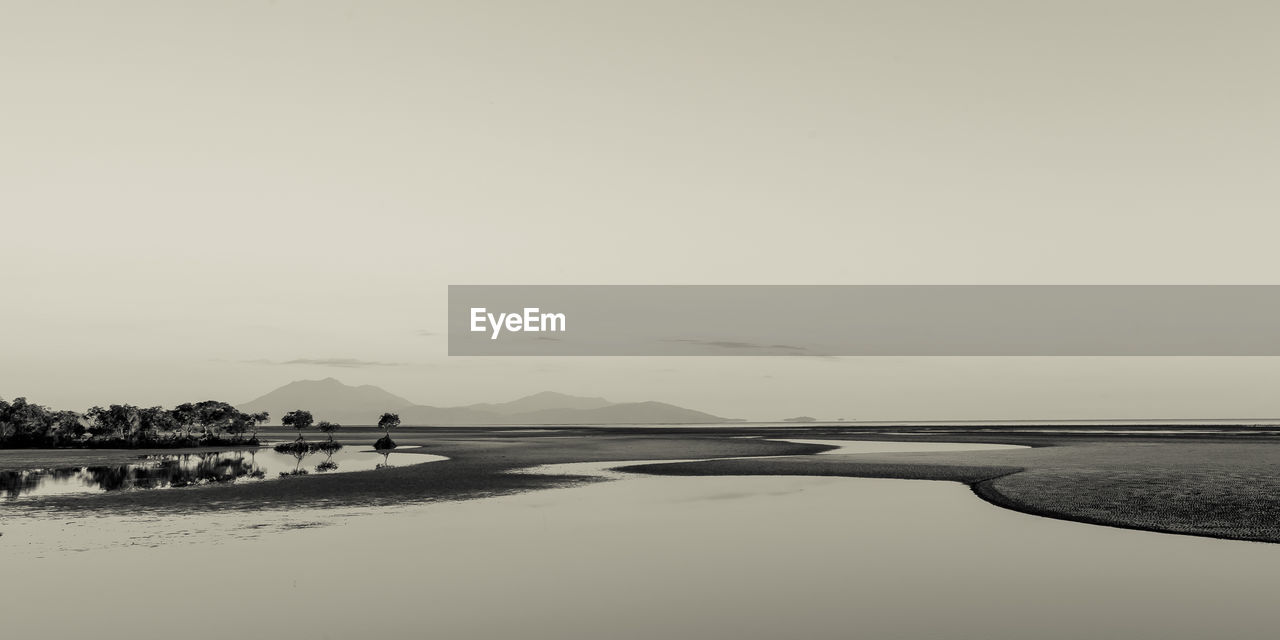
[511,401,728,425]
[238,378,417,424]
[237,379,731,425]
[464,391,612,415]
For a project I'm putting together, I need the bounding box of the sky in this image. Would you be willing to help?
[3,1,1280,420]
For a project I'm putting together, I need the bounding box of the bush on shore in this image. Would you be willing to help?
[0,397,269,450]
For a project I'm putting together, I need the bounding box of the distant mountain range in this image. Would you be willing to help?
[238,378,733,426]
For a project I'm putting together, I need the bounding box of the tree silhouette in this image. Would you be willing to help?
[248,411,270,439]
[86,405,140,441]
[1,397,269,449]
[374,412,401,450]
[281,410,314,442]
[316,420,340,442]
[194,400,236,439]
[172,403,198,438]
[377,412,401,436]
[136,406,176,444]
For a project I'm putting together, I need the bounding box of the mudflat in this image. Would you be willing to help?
[3,425,1279,543]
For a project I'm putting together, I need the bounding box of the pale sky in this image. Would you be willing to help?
[3,1,1280,420]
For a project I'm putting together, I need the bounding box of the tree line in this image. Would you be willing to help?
[0,397,269,448]
[275,409,401,451]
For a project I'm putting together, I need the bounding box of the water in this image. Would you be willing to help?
[0,445,446,500]
[511,439,1026,479]
[881,428,1280,435]
[0,442,1276,639]
[584,420,1280,431]
[777,438,1028,453]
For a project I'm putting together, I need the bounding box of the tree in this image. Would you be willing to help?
[0,398,20,442]
[225,410,268,442]
[52,410,86,441]
[0,398,11,441]
[0,396,260,450]
[282,410,314,442]
[194,400,236,439]
[172,403,198,437]
[316,420,340,442]
[87,404,140,441]
[225,411,250,439]
[138,406,176,442]
[377,412,401,436]
[1,398,55,444]
[248,411,270,439]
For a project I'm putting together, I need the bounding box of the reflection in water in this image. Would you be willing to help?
[0,446,442,500]
[3,475,1278,640]
[1,452,265,499]
[316,459,339,473]
[281,449,310,477]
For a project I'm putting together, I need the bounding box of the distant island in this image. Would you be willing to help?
[237,378,734,425]
[782,416,818,423]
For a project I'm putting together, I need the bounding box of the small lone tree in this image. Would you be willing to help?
[282,410,314,442]
[374,412,401,450]
[377,412,400,435]
[316,420,340,442]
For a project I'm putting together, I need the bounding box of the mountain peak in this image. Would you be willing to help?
[239,379,416,423]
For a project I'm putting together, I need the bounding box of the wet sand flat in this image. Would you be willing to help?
[5,425,1280,543]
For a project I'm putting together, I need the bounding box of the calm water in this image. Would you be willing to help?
[778,438,1028,453]
[1,441,1276,639]
[511,438,1027,480]
[0,445,444,500]
[593,420,1280,433]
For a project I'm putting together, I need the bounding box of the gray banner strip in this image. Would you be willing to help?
[448,285,1280,356]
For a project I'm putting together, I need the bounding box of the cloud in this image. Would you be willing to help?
[662,339,809,353]
[243,358,406,368]
[414,329,437,337]
[658,338,842,360]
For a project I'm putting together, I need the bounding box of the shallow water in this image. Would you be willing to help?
[881,429,1280,435]
[582,419,1280,429]
[2,474,1278,639]
[1,442,1276,639]
[511,439,1026,479]
[775,438,1028,454]
[0,445,446,500]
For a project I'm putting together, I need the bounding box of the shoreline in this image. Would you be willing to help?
[4,426,1280,544]
[966,477,1280,546]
